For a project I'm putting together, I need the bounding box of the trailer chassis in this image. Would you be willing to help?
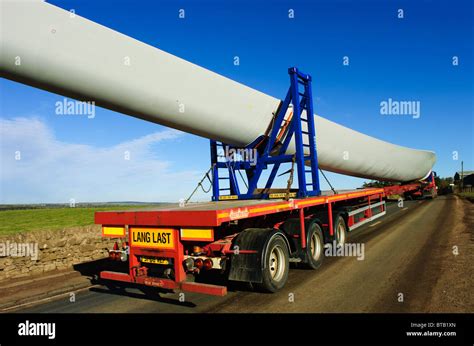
[95,68,435,296]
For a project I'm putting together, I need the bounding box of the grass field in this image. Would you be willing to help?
[458,192,474,202]
[0,205,159,236]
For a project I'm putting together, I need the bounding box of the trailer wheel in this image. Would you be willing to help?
[334,214,347,247]
[259,234,289,293]
[303,223,324,269]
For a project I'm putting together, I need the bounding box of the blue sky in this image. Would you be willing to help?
[1,0,472,203]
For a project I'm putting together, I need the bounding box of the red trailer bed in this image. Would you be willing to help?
[95,188,385,227]
[95,187,391,296]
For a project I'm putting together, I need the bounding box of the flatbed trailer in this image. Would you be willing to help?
[94,68,437,296]
[95,176,435,296]
[96,188,386,296]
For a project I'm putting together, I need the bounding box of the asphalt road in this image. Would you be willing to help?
[15,195,473,313]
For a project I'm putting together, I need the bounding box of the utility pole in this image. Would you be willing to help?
[461,161,464,192]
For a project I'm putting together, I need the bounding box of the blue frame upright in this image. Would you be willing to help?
[211,67,321,201]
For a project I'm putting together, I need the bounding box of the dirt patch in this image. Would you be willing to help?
[427,196,474,312]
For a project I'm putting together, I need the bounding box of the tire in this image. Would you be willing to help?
[333,214,347,247]
[259,234,289,293]
[303,222,324,270]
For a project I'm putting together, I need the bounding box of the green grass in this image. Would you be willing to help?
[0,205,156,236]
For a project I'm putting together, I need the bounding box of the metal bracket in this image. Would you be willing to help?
[211,67,321,201]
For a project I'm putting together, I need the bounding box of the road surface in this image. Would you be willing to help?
[14,195,473,313]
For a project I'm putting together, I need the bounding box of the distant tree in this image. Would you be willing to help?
[435,176,454,194]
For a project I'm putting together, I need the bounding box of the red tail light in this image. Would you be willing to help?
[194,258,203,269]
[203,259,213,270]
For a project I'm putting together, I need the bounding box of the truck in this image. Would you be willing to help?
[95,69,437,296]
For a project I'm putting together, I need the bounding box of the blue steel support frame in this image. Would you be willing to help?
[211,67,321,201]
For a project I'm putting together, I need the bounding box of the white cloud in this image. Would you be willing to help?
[0,117,202,203]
